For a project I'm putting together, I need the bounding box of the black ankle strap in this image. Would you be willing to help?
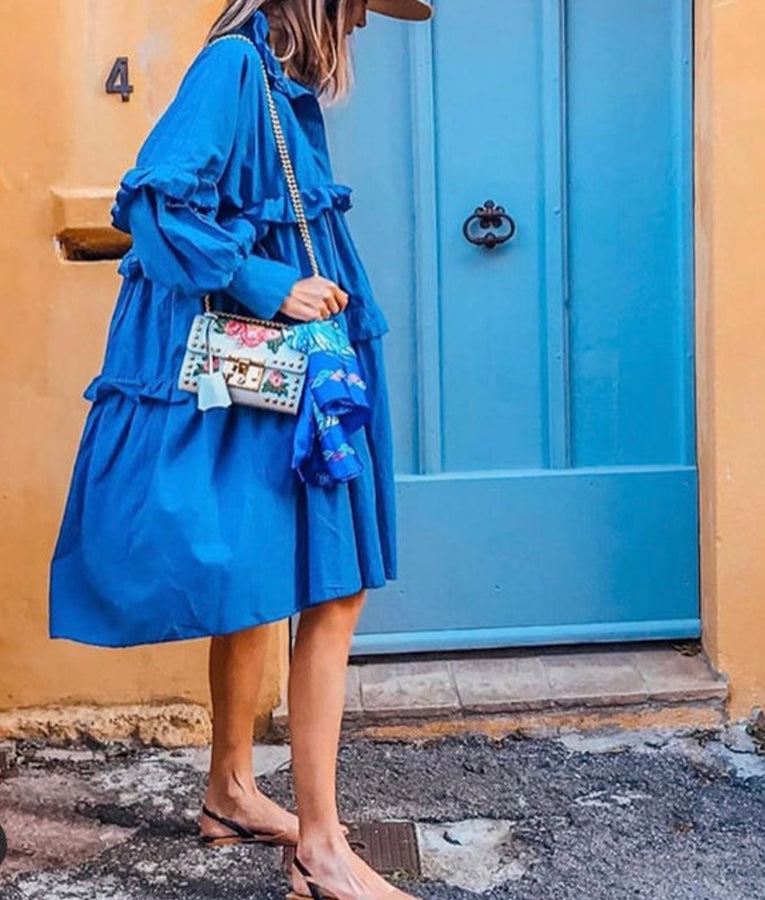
[293,855,312,878]
[201,804,256,839]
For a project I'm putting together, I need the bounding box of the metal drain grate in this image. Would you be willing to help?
[283,821,420,879]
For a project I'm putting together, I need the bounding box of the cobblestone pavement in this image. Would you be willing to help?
[0,724,763,899]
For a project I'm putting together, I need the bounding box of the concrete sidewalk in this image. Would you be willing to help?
[0,722,763,899]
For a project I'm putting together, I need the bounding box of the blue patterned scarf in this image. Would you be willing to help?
[285,319,370,487]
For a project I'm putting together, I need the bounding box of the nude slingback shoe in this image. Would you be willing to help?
[198,803,296,847]
[198,802,352,849]
[285,855,407,900]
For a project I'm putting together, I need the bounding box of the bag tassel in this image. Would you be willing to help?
[197,315,232,410]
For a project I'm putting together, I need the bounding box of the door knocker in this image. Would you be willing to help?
[462,199,516,249]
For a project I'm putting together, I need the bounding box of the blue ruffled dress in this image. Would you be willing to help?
[48,10,397,647]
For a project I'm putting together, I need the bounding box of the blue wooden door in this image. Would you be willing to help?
[325,0,697,654]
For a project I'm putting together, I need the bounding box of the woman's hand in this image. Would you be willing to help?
[279,275,349,322]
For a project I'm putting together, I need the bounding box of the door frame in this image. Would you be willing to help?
[357,0,698,655]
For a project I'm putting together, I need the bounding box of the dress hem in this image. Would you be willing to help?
[48,574,393,649]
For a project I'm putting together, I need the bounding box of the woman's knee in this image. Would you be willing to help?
[334,587,367,614]
[301,588,367,630]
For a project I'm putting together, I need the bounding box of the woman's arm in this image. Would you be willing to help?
[111,37,303,320]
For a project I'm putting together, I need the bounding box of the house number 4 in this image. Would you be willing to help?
[106,57,134,102]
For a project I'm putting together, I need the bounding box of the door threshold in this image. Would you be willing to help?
[271,641,729,739]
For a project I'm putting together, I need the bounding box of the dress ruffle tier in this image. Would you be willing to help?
[48,9,397,647]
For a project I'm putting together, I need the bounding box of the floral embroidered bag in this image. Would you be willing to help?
[179,43,343,416]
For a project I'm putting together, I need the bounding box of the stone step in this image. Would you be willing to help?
[271,641,729,739]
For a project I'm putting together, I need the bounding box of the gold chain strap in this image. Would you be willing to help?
[203,35,320,324]
[257,56,321,278]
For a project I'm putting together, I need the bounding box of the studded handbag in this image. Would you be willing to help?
[178,44,327,415]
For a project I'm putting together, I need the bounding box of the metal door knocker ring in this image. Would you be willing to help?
[462,199,516,249]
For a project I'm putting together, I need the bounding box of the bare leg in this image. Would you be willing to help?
[198,622,299,844]
[288,590,419,900]
[289,592,365,833]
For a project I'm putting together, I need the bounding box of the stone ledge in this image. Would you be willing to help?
[271,643,729,739]
[0,703,212,748]
[271,696,727,741]
[340,700,727,742]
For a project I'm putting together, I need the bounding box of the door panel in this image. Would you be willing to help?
[566,0,695,466]
[352,467,698,653]
[433,0,549,471]
[324,0,697,654]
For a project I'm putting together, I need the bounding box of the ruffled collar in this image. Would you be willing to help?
[240,9,318,100]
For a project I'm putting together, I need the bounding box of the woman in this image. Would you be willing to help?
[48,0,432,898]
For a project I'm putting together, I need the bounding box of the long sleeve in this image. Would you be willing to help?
[111,37,302,320]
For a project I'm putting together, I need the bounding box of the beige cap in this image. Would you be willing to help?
[366,0,433,21]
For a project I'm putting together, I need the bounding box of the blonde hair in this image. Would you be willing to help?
[206,0,356,102]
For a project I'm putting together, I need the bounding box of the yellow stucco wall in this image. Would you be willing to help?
[696,0,765,720]
[0,1,287,741]
[0,1,762,737]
